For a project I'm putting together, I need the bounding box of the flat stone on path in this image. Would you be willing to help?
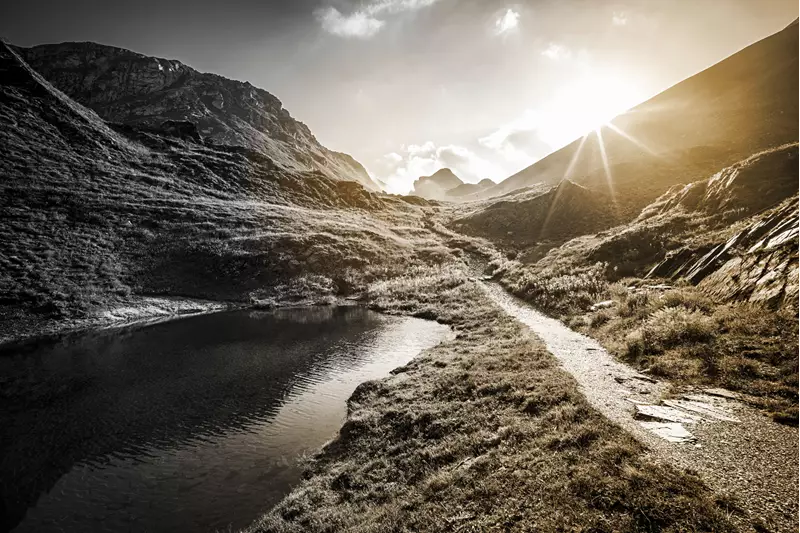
[638,422,697,443]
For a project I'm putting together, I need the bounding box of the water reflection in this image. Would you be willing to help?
[0,307,450,533]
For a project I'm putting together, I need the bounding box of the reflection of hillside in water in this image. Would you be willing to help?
[1,307,448,533]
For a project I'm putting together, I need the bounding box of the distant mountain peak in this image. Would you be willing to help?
[410,168,464,200]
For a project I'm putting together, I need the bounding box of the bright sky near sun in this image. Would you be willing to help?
[2,0,797,193]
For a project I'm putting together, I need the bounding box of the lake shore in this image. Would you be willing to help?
[0,296,236,348]
[0,291,365,349]
[245,265,743,533]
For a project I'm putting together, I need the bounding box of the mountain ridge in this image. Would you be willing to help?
[481,18,798,199]
[16,41,380,190]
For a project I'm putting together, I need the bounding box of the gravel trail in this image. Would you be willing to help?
[481,281,798,533]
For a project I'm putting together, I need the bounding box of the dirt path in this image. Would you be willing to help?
[480,281,798,533]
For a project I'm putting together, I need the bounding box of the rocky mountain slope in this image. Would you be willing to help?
[645,144,798,307]
[0,41,449,342]
[16,42,379,190]
[410,169,496,202]
[495,144,798,302]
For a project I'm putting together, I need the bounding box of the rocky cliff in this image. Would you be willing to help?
[646,145,798,308]
[17,42,378,190]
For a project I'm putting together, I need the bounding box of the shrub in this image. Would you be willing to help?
[624,330,646,359]
[643,306,715,350]
[617,291,652,318]
[590,309,612,328]
[655,288,714,313]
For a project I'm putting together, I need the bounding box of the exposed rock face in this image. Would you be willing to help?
[410,168,464,200]
[700,200,798,307]
[17,42,378,190]
[649,198,798,308]
[646,145,799,308]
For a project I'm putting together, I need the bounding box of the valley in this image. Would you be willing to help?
[1,14,798,533]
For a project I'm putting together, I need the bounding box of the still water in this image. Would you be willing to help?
[0,307,450,533]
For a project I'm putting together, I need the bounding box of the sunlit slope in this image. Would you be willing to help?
[485,19,798,199]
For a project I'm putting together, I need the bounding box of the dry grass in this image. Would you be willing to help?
[574,283,799,424]
[245,265,740,533]
[492,255,610,316]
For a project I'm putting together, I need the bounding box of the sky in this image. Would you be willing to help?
[2,0,797,193]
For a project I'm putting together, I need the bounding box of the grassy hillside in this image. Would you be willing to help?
[485,19,798,199]
[0,42,456,342]
[487,145,798,423]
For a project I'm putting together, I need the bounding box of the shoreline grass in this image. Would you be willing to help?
[246,264,740,533]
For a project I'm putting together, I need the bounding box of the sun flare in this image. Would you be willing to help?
[538,72,644,149]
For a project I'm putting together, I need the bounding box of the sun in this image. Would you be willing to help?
[538,72,644,149]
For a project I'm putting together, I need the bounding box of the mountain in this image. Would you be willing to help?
[0,41,447,347]
[16,42,379,190]
[410,168,464,199]
[480,19,798,203]
[454,180,618,253]
[447,178,496,198]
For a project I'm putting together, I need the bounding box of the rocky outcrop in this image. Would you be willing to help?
[699,199,797,307]
[646,145,799,309]
[650,144,798,218]
[16,42,379,190]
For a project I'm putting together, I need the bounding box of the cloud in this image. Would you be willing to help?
[315,0,438,39]
[364,0,438,15]
[541,42,571,61]
[612,11,628,26]
[494,8,520,35]
[479,110,551,169]
[372,141,504,194]
[315,7,384,39]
